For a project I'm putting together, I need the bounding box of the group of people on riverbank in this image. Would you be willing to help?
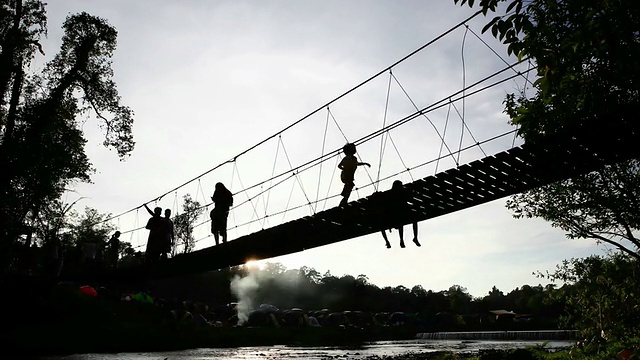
[142,143,421,258]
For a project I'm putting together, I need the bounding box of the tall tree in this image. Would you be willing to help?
[453,0,640,258]
[0,1,134,271]
[173,194,204,254]
[545,254,640,351]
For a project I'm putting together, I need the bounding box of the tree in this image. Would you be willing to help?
[454,0,640,138]
[0,2,134,271]
[173,194,204,254]
[544,254,640,351]
[453,0,640,257]
[506,161,640,260]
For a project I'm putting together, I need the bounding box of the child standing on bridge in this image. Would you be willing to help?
[338,143,370,207]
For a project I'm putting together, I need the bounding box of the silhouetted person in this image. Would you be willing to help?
[105,230,121,268]
[210,182,233,245]
[338,143,370,207]
[144,204,164,263]
[162,209,175,259]
[380,180,421,249]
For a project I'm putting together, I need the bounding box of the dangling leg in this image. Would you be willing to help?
[381,230,391,249]
[398,226,405,248]
[412,222,421,247]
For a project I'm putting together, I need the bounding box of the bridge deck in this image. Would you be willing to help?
[108,104,640,281]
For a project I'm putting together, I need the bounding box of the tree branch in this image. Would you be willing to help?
[587,230,640,261]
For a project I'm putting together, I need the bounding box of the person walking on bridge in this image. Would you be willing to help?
[210,182,233,245]
[338,143,370,207]
[380,180,421,249]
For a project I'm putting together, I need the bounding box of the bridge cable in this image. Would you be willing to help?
[121,62,533,242]
[261,139,282,228]
[228,127,519,232]
[189,62,536,236]
[321,156,341,212]
[376,70,394,191]
[390,72,457,166]
[197,180,208,212]
[435,102,452,174]
[176,92,525,242]
[190,172,297,233]
[229,161,239,237]
[233,161,262,230]
[314,109,331,213]
[281,176,299,223]
[355,59,531,146]
[195,67,531,238]
[279,136,315,214]
[464,24,534,88]
[327,107,375,192]
[512,60,533,148]
[89,10,485,227]
[451,102,487,157]
[378,73,419,182]
[457,26,469,166]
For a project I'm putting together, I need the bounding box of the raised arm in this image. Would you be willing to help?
[143,203,154,216]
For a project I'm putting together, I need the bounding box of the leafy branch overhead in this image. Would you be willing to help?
[0,1,135,271]
[455,0,640,258]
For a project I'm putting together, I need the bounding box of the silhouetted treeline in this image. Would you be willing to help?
[145,262,565,331]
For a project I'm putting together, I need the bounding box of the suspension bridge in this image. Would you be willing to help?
[83,11,640,281]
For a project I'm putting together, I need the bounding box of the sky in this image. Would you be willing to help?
[34,0,611,297]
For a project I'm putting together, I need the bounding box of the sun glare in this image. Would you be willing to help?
[244,259,264,270]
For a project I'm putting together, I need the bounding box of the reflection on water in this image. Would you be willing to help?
[47,339,573,360]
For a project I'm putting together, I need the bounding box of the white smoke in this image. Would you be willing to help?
[229,264,316,325]
[230,273,260,325]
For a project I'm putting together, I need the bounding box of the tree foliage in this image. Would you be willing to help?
[544,254,640,352]
[454,0,640,139]
[173,194,204,254]
[0,1,134,271]
[454,1,640,350]
[507,161,640,260]
[453,0,640,255]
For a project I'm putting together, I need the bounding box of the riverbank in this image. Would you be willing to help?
[37,340,576,360]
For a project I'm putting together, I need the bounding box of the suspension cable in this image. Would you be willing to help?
[376,70,394,191]
[95,10,484,226]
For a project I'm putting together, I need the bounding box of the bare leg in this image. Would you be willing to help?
[398,226,405,248]
[381,230,391,248]
[221,230,227,243]
[340,183,354,206]
[339,191,351,206]
[412,222,421,246]
[213,232,220,246]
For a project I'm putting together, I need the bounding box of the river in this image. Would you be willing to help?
[45,339,574,359]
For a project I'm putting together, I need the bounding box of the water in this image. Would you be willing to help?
[46,339,574,359]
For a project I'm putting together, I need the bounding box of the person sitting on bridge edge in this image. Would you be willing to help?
[380,180,421,249]
[144,204,164,263]
[210,182,233,245]
[338,143,370,207]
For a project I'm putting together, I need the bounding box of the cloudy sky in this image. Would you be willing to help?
[37,0,609,297]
